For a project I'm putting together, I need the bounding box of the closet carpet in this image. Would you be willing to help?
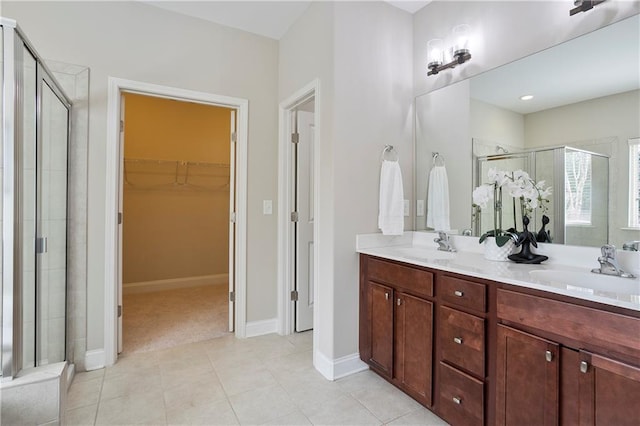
[123,284,230,354]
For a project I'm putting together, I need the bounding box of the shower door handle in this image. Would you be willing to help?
[36,237,48,254]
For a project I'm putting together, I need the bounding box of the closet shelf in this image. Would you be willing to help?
[124,157,230,168]
[124,157,231,192]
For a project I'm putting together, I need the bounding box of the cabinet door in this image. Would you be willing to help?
[368,281,394,377]
[395,292,433,406]
[496,325,559,426]
[578,350,640,425]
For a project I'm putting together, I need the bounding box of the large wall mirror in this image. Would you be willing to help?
[415,14,639,248]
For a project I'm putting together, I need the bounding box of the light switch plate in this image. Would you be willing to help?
[417,200,425,217]
[263,200,272,215]
[404,199,410,217]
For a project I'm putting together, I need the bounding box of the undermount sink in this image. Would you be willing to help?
[529,269,640,295]
[389,246,457,261]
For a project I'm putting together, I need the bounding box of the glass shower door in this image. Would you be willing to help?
[35,74,69,366]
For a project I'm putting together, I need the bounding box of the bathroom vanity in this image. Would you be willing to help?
[358,240,640,425]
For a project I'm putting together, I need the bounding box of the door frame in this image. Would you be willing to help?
[277,79,320,336]
[104,77,248,366]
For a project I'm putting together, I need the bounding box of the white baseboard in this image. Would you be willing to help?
[123,274,228,295]
[84,349,105,371]
[245,318,278,338]
[314,350,369,381]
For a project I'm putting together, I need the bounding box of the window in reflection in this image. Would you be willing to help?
[565,151,592,225]
[630,138,640,228]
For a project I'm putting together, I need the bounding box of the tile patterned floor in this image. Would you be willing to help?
[64,332,449,425]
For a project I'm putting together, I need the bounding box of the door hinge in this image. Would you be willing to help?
[230,212,236,223]
[118,212,123,225]
[290,211,299,222]
[118,305,122,318]
[120,119,124,133]
[291,290,299,301]
[35,237,48,254]
[291,133,299,144]
[229,291,235,303]
[231,132,237,143]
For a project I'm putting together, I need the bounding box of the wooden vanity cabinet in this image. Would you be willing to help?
[496,288,640,426]
[495,324,559,426]
[360,255,434,407]
[360,254,640,426]
[437,275,487,426]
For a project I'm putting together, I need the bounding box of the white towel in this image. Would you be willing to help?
[427,165,451,231]
[378,160,404,235]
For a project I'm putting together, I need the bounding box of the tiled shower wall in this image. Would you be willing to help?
[47,61,89,372]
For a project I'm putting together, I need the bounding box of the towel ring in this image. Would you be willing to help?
[433,152,445,167]
[382,145,399,162]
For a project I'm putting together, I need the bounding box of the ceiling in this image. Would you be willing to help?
[470,14,639,115]
[142,1,431,40]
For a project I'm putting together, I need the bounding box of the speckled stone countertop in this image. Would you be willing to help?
[356,232,640,312]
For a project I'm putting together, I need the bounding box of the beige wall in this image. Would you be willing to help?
[279,1,336,357]
[122,94,231,283]
[2,1,279,351]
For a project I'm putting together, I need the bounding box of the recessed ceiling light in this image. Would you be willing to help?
[520,95,534,101]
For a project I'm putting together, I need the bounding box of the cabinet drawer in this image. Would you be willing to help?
[439,362,484,426]
[497,289,640,361]
[440,275,486,312]
[368,257,433,298]
[440,306,485,378]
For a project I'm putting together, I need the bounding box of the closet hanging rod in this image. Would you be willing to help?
[124,157,230,168]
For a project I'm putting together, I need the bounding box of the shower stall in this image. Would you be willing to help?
[1,18,71,381]
[474,145,609,247]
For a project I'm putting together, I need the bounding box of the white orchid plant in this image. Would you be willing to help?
[473,168,552,247]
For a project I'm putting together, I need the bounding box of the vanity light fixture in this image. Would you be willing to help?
[520,95,534,101]
[570,0,606,16]
[427,24,472,76]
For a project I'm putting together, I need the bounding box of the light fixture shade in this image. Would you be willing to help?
[427,39,444,68]
[452,24,471,56]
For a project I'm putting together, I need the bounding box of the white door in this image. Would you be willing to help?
[117,97,125,354]
[228,110,237,332]
[294,107,315,332]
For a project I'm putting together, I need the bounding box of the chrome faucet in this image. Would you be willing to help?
[622,241,640,252]
[591,244,635,278]
[434,231,456,252]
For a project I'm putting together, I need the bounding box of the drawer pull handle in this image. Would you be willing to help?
[397,298,402,306]
[580,361,589,373]
[452,396,462,405]
[545,350,553,362]
[385,292,389,300]
[454,290,464,297]
[453,337,463,345]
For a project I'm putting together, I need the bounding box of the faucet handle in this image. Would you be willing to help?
[601,244,617,259]
[437,230,449,240]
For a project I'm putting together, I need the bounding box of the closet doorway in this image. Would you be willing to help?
[118,93,236,354]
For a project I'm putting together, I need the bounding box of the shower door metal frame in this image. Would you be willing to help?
[34,66,72,367]
[1,18,72,380]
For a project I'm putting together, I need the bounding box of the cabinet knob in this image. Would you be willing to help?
[580,361,589,373]
[397,298,402,306]
[545,350,553,362]
[385,292,389,300]
[453,337,463,345]
[452,396,462,405]
[454,290,464,297]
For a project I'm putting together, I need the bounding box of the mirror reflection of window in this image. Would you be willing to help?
[565,151,592,225]
[630,138,640,228]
